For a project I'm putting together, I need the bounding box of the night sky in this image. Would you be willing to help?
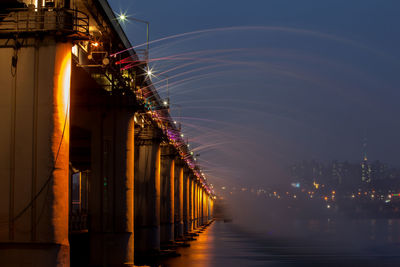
[109,0,400,189]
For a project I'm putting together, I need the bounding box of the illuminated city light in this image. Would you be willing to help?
[313,181,320,189]
[291,182,300,188]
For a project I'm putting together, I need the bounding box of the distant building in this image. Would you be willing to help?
[361,139,372,183]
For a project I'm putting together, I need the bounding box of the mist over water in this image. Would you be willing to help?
[225,191,400,259]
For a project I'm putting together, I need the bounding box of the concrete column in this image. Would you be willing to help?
[193,182,198,229]
[208,198,211,221]
[205,191,208,223]
[174,162,184,239]
[188,176,194,231]
[183,169,190,234]
[204,191,208,223]
[134,126,161,254]
[204,191,207,224]
[197,183,201,227]
[160,145,175,244]
[199,187,204,226]
[0,39,71,266]
[88,96,135,266]
[209,197,212,221]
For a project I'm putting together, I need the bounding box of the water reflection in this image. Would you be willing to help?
[163,219,400,267]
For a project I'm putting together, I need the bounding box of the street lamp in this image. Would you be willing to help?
[117,13,150,62]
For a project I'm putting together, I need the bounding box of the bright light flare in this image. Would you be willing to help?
[116,11,129,23]
[144,66,156,80]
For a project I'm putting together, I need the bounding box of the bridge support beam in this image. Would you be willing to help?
[86,95,135,267]
[160,145,175,244]
[134,126,161,255]
[188,176,194,232]
[194,182,198,228]
[183,169,190,234]
[200,187,204,226]
[0,39,71,266]
[174,162,184,239]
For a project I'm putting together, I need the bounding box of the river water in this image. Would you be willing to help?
[162,219,400,267]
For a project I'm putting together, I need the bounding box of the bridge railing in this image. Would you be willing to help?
[0,7,89,37]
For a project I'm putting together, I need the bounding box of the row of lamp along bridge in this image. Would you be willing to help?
[0,1,215,266]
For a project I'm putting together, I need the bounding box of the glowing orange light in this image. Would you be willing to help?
[324,196,328,201]
[313,181,320,189]
[92,42,99,47]
[55,44,71,123]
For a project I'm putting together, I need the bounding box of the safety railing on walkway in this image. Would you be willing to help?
[0,7,89,36]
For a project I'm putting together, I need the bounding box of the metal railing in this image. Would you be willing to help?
[0,7,89,36]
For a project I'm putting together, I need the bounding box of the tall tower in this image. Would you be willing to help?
[361,138,371,183]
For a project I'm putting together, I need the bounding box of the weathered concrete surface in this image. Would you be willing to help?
[160,145,176,243]
[0,39,71,266]
[134,126,161,253]
[70,65,135,266]
[174,162,184,239]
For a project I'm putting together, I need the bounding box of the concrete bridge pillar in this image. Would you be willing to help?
[0,38,71,266]
[86,95,135,266]
[200,187,204,226]
[211,198,214,220]
[183,169,190,234]
[205,191,208,223]
[188,175,194,231]
[70,62,136,266]
[193,181,198,229]
[197,183,201,227]
[206,192,210,223]
[205,191,209,223]
[174,161,184,239]
[207,196,212,221]
[134,126,162,254]
[160,145,175,244]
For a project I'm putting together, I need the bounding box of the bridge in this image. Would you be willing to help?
[0,0,215,266]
